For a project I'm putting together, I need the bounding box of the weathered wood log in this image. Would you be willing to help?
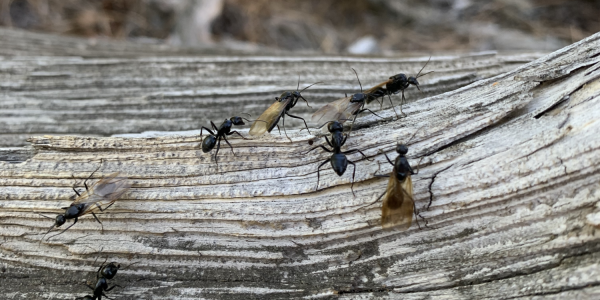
[1,29,600,299]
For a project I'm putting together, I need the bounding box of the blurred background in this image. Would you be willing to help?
[0,0,598,54]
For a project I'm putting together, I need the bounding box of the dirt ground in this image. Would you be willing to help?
[1,0,599,53]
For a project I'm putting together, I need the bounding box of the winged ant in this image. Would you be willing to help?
[368,57,433,118]
[38,163,131,242]
[373,127,424,229]
[249,79,321,141]
[311,68,385,128]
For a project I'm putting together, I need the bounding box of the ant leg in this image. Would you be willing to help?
[383,153,394,166]
[299,96,312,109]
[346,111,360,138]
[373,161,391,178]
[97,257,108,278]
[275,124,281,135]
[72,186,81,197]
[340,134,348,147]
[105,284,122,292]
[315,159,331,191]
[221,135,235,156]
[87,283,95,291]
[281,114,292,142]
[97,201,115,212]
[47,218,78,240]
[305,145,333,155]
[348,160,357,197]
[214,138,221,170]
[400,91,407,117]
[210,121,219,132]
[355,108,383,119]
[343,149,370,160]
[412,157,425,175]
[324,136,335,148]
[200,127,215,140]
[83,163,102,191]
[388,93,399,119]
[91,212,104,231]
[226,130,248,140]
[413,201,422,230]
[285,113,311,135]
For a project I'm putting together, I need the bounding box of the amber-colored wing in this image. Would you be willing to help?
[364,79,391,104]
[249,98,290,136]
[73,172,131,215]
[311,96,352,124]
[381,171,414,230]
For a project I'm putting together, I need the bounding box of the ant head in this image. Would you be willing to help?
[407,76,419,87]
[55,215,66,227]
[396,144,409,155]
[291,90,302,99]
[327,121,344,133]
[230,116,245,125]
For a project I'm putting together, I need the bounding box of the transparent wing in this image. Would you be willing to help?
[340,101,363,123]
[381,172,414,230]
[249,98,290,136]
[311,96,352,124]
[73,172,131,215]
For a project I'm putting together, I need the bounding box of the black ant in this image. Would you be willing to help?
[200,115,252,168]
[384,57,433,117]
[306,121,370,196]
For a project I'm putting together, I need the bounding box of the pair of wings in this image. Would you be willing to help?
[381,171,414,230]
[311,80,390,124]
[72,172,131,216]
[249,97,292,136]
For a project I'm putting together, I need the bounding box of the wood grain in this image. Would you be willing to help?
[1,29,600,299]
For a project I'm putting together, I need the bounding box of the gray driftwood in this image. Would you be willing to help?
[1,28,600,300]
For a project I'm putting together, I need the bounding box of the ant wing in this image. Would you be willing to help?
[249,98,291,136]
[363,80,389,105]
[311,96,352,124]
[73,173,131,215]
[340,101,364,123]
[381,171,414,230]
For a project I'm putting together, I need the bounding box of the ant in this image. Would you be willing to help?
[384,57,433,117]
[200,115,252,168]
[38,164,130,242]
[306,121,370,197]
[249,80,321,141]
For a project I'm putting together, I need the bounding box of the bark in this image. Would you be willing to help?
[1,28,600,299]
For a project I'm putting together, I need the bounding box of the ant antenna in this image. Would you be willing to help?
[298,81,322,94]
[38,213,54,219]
[416,56,433,79]
[405,125,426,146]
[351,68,363,92]
[47,222,77,240]
[39,223,56,245]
